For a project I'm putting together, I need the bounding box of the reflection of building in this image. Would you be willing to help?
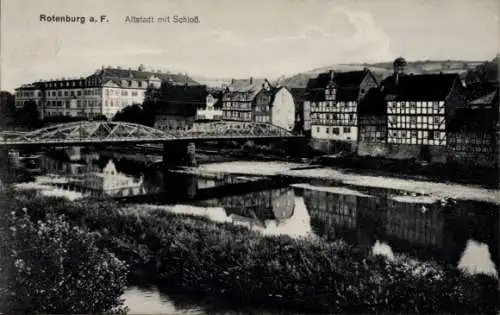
[303,189,358,230]
[385,199,444,247]
[40,155,98,176]
[80,160,144,196]
[199,187,295,227]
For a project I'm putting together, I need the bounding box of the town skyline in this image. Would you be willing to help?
[1,0,499,92]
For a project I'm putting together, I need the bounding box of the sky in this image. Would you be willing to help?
[1,0,498,91]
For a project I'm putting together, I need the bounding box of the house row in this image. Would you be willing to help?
[300,57,499,167]
[152,77,297,132]
[14,65,198,119]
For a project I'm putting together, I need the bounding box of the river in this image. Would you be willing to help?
[1,147,499,314]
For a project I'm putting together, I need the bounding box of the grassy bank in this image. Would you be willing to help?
[3,190,499,314]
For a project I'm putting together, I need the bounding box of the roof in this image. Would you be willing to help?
[156,85,208,117]
[223,78,270,101]
[448,107,498,133]
[470,90,498,106]
[381,73,460,101]
[304,69,371,102]
[290,87,306,103]
[358,88,387,116]
[96,67,199,86]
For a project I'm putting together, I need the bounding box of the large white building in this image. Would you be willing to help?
[14,65,198,119]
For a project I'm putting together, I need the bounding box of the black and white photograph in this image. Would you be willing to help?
[0,0,499,313]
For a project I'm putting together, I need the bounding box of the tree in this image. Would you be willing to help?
[0,91,16,126]
[113,104,146,124]
[1,209,128,314]
[14,100,41,127]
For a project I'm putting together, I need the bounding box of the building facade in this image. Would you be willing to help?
[14,65,198,120]
[381,59,468,147]
[153,84,206,131]
[221,78,296,131]
[306,69,378,142]
[446,90,498,167]
[196,91,223,120]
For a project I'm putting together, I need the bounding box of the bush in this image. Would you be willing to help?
[0,203,128,314]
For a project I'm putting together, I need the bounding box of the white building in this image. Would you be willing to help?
[196,93,223,120]
[15,65,199,120]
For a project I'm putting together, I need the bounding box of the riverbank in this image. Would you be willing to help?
[4,191,499,314]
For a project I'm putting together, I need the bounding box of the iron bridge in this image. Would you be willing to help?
[0,121,302,148]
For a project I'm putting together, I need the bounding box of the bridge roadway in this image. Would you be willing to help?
[0,134,302,148]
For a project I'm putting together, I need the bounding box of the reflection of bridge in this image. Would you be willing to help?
[0,121,303,166]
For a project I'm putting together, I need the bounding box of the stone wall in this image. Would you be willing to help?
[310,139,357,154]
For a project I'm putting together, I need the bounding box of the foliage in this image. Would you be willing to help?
[3,191,499,314]
[0,193,128,314]
[113,104,147,125]
[14,100,42,128]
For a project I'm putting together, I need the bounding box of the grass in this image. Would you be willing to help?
[2,190,499,314]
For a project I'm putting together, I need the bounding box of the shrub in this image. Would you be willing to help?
[0,206,128,314]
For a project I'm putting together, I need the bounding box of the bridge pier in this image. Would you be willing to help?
[163,142,197,167]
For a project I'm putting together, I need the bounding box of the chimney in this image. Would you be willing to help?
[250,77,253,84]
[231,78,235,84]
[329,70,334,81]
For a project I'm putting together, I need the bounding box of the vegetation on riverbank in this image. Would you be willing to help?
[0,190,128,314]
[2,190,499,314]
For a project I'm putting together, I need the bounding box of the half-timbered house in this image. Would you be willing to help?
[305,69,378,152]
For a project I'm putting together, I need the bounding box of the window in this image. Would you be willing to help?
[332,128,340,135]
[316,127,320,133]
[343,127,351,133]
[77,91,82,96]
[326,127,330,134]
[128,80,132,86]
[410,116,417,124]
[428,130,434,140]
[131,91,138,96]
[64,91,69,96]
[58,91,62,96]
[411,131,418,138]
[433,116,440,124]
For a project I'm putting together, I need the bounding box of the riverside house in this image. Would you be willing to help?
[222,78,296,131]
[306,69,379,153]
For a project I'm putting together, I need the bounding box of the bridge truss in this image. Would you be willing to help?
[0,120,300,147]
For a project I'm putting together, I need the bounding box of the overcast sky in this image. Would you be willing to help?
[1,0,498,91]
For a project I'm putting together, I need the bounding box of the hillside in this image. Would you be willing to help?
[277,59,487,88]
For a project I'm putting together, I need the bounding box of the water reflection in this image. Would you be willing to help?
[8,151,500,277]
[301,184,499,275]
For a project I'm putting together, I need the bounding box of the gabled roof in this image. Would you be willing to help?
[290,87,307,104]
[358,88,386,116]
[381,73,460,101]
[304,69,372,102]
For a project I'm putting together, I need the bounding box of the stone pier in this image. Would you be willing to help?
[163,142,197,167]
